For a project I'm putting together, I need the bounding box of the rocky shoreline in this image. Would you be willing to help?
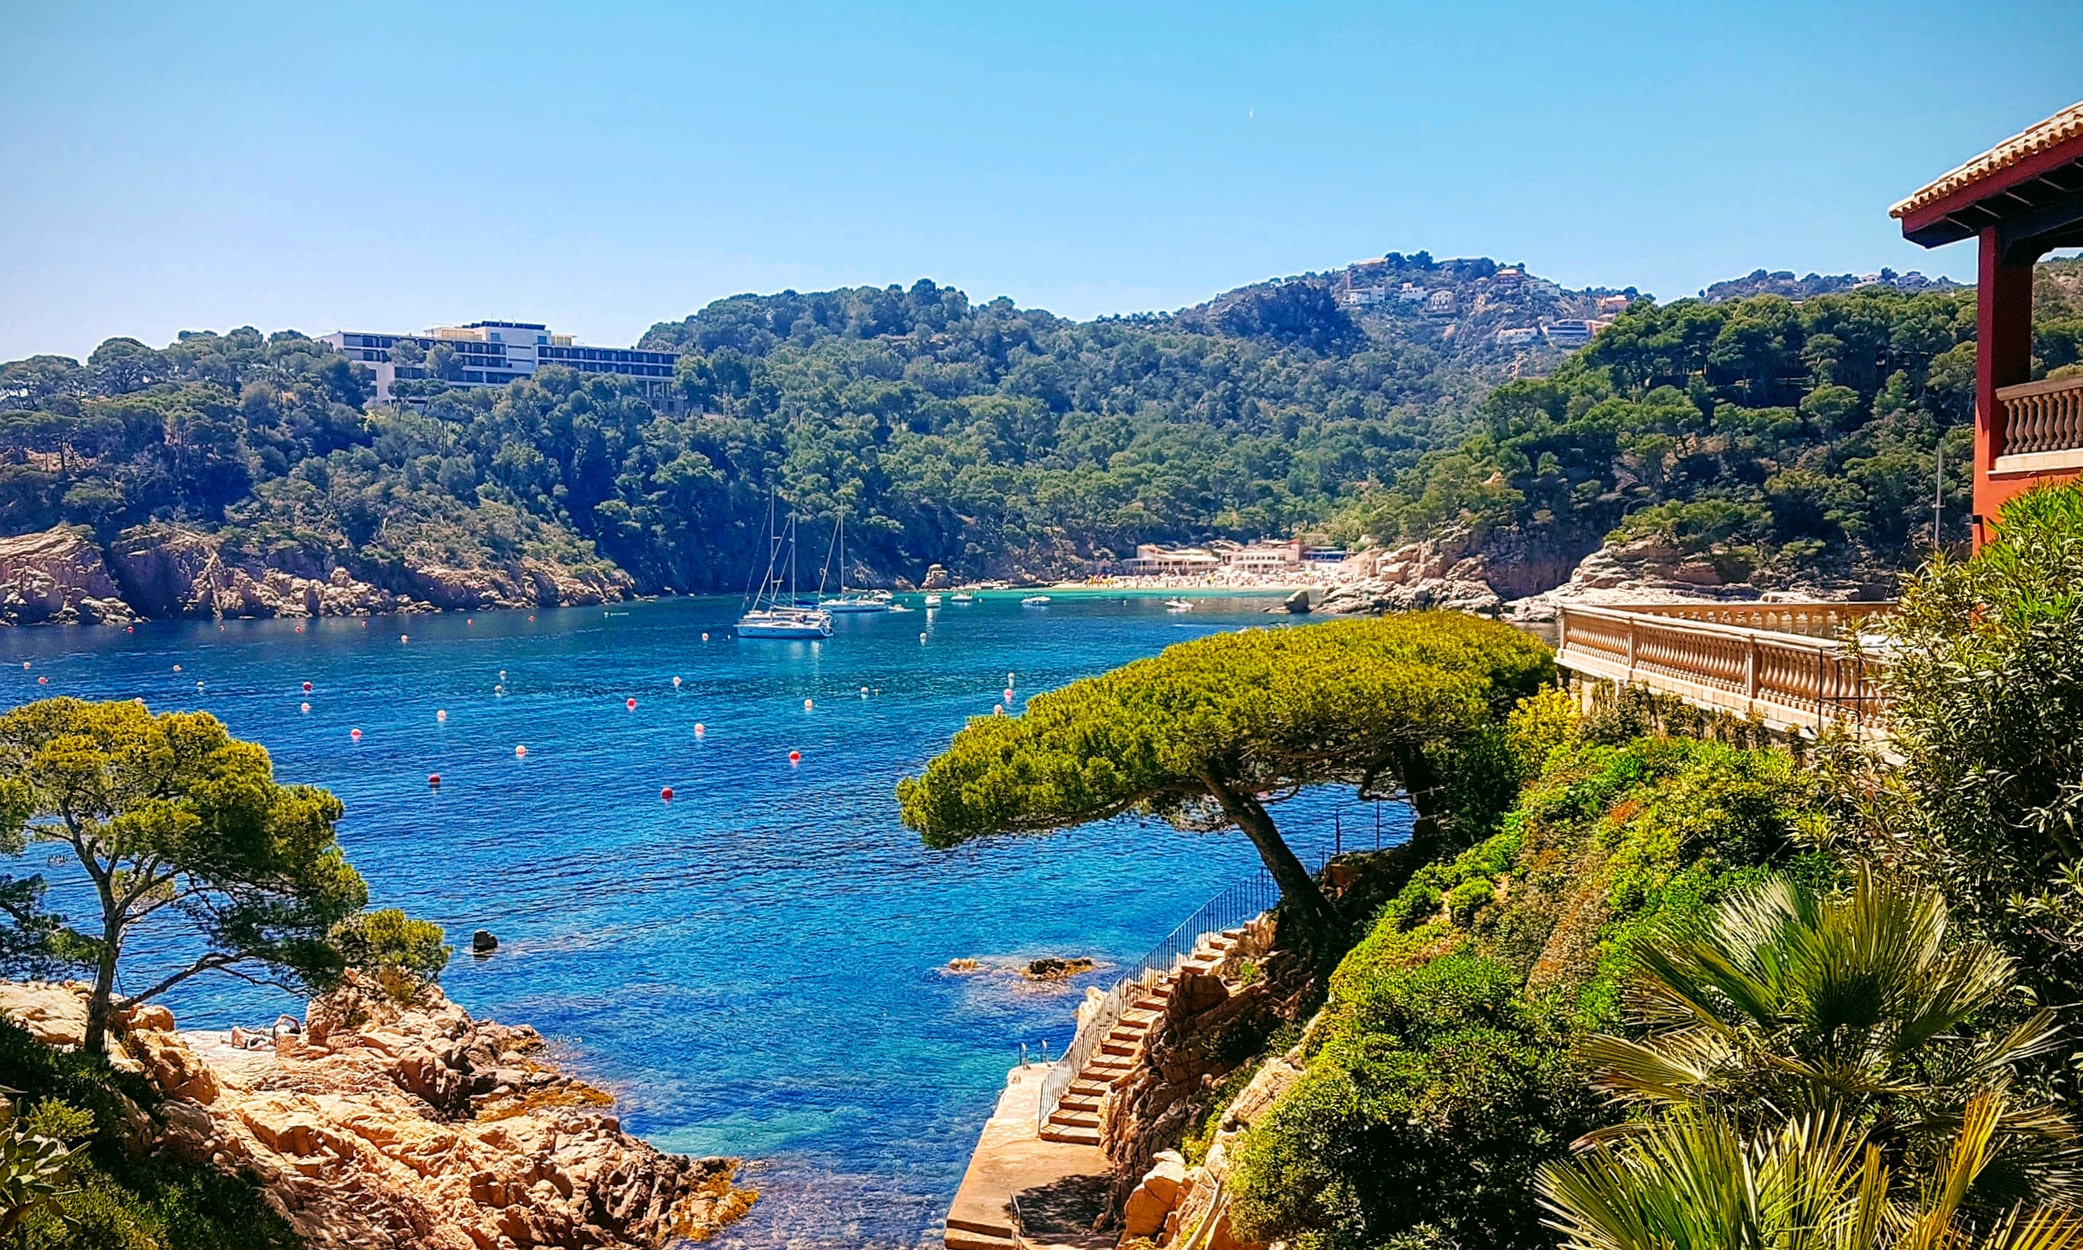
[0,524,632,627]
[0,976,755,1250]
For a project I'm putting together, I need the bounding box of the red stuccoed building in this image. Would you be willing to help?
[1895,102,2083,547]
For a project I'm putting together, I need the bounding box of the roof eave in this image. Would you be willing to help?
[1897,130,2083,250]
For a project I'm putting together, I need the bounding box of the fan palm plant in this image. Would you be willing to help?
[1577,866,2076,1205]
[1538,1091,2083,1250]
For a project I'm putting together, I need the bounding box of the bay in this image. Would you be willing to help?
[0,592,1406,1248]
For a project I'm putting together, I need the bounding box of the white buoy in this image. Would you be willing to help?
[173,664,182,673]
[994,704,1005,716]
[919,633,927,643]
[499,670,507,680]
[860,686,869,698]
[803,698,814,711]
[400,634,409,643]
[702,632,710,642]
[672,676,683,688]
[515,744,528,758]
[300,702,311,713]
[694,722,706,737]
[1007,672,1015,686]
[436,709,448,723]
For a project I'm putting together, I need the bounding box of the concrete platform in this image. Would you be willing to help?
[946,1063,1113,1250]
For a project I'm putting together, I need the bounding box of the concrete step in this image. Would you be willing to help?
[1067,1081,1111,1098]
[946,1226,1020,1250]
[947,1213,1018,1238]
[1048,1109,1100,1130]
[1038,1124,1102,1146]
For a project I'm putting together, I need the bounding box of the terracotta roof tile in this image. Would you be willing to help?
[1891,100,2083,220]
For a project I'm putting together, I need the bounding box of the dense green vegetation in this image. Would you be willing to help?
[1196,482,2083,1250]
[895,612,1552,941]
[1348,263,2083,588]
[1226,717,1829,1249]
[0,1017,296,1250]
[17,259,2074,601]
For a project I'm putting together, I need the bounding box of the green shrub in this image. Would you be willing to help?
[1227,734,1825,1250]
[0,1015,298,1250]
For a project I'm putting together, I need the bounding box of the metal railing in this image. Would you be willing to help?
[1555,603,1893,737]
[1035,869,1279,1132]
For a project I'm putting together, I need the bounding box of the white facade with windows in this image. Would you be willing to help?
[320,321,680,405]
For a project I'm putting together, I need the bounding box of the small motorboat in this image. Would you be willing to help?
[950,592,975,603]
[1022,595,1052,606]
[1164,598,1194,611]
[924,593,943,607]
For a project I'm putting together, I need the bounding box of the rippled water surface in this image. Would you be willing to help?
[0,593,1401,1247]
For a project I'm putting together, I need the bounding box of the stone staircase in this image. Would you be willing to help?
[1036,929,1243,1147]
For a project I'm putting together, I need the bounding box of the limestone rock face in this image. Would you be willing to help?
[96,523,635,621]
[0,526,138,626]
[0,977,754,1250]
[1504,536,1873,624]
[1314,529,1506,619]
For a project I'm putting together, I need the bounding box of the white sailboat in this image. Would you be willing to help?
[817,515,890,614]
[739,508,833,639]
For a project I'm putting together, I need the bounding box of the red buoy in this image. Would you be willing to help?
[302,681,313,692]
[350,728,362,741]
[37,676,47,685]
[626,697,638,710]
[788,749,802,764]
[428,774,441,787]
[660,787,674,801]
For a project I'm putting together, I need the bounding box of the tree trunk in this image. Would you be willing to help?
[1198,768,1344,941]
[1391,745,1454,852]
[84,932,118,1055]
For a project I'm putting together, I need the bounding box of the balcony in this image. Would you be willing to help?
[1554,603,1895,746]
[1995,376,2083,474]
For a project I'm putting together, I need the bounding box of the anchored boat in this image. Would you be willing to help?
[739,508,833,639]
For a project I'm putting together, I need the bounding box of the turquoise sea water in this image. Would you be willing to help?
[0,593,1406,1248]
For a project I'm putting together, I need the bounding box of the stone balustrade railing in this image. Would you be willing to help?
[1615,600,1897,639]
[1997,375,2083,463]
[1554,603,1893,740]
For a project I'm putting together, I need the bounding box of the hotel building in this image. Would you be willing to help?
[320,321,681,405]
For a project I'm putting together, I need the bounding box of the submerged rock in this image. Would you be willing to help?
[1023,956,1097,981]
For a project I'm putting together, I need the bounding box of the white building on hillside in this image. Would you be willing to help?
[321,321,681,405]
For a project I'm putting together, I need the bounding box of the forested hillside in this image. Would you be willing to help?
[1348,261,2083,588]
[2,257,2080,617]
[0,256,1621,605]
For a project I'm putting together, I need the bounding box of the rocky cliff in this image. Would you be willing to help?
[0,523,634,625]
[0,526,138,626]
[0,977,754,1250]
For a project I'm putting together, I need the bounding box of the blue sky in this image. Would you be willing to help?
[2,1,2078,362]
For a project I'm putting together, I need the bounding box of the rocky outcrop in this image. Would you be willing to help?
[0,526,138,626]
[87,523,635,621]
[1314,531,1504,618]
[1505,536,1874,623]
[110,526,409,618]
[0,977,754,1250]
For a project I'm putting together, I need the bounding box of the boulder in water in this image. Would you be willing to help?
[471,929,498,954]
[1023,956,1097,981]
